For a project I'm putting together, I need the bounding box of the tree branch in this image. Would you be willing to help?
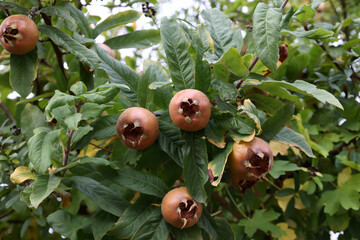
[0,209,14,219]
[0,102,15,123]
[211,191,242,220]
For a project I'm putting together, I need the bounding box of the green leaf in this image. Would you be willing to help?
[30,175,61,208]
[81,103,111,120]
[206,47,249,82]
[91,210,118,240]
[158,113,186,167]
[244,79,343,110]
[71,125,93,146]
[105,29,161,49]
[39,6,75,23]
[173,227,203,240]
[47,210,92,240]
[45,90,79,121]
[82,84,124,104]
[51,105,81,130]
[239,209,283,238]
[260,102,295,141]
[160,17,195,90]
[0,2,28,14]
[252,3,282,71]
[275,188,295,197]
[28,128,62,173]
[94,10,142,37]
[38,25,100,69]
[64,3,93,38]
[283,28,334,39]
[198,208,235,240]
[20,104,46,139]
[69,176,130,217]
[182,132,209,203]
[116,166,169,198]
[201,9,243,60]
[10,50,38,98]
[111,139,142,166]
[70,81,87,96]
[268,160,300,178]
[94,43,139,95]
[272,127,315,158]
[208,143,233,186]
[353,46,360,56]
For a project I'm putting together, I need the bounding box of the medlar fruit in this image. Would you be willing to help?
[169,89,211,131]
[116,107,158,150]
[228,137,273,188]
[161,187,202,229]
[0,15,38,55]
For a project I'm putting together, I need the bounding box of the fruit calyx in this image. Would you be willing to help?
[1,24,23,46]
[121,121,147,147]
[179,98,201,123]
[244,149,271,178]
[177,199,199,229]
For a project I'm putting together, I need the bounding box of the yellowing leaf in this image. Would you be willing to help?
[276,179,305,211]
[338,167,352,188]
[269,141,289,156]
[275,223,296,240]
[77,137,115,157]
[10,166,36,184]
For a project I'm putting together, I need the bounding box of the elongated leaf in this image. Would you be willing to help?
[160,17,195,90]
[20,103,46,139]
[244,79,343,109]
[268,160,300,178]
[252,3,282,71]
[69,176,129,217]
[94,43,139,94]
[30,175,61,208]
[91,210,118,240]
[260,102,295,141]
[82,84,124,104]
[64,3,93,38]
[116,167,169,198]
[130,209,168,240]
[39,6,75,23]
[38,25,100,69]
[201,9,243,60]
[94,10,142,37]
[158,113,186,166]
[208,143,234,186]
[273,127,315,158]
[106,29,161,49]
[47,210,92,240]
[283,28,334,39]
[10,50,38,98]
[0,2,28,14]
[182,132,209,203]
[198,208,235,240]
[28,128,62,173]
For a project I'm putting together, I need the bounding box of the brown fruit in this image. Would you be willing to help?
[161,187,202,229]
[169,89,211,132]
[0,15,38,55]
[228,137,273,188]
[116,107,158,150]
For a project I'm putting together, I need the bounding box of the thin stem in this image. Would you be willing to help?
[0,102,15,123]
[90,142,112,153]
[265,179,282,190]
[224,185,250,219]
[211,191,242,220]
[62,130,74,167]
[0,209,14,219]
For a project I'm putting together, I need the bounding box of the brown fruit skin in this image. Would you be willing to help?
[169,89,211,132]
[0,15,38,55]
[228,137,273,185]
[116,107,158,150]
[161,187,202,229]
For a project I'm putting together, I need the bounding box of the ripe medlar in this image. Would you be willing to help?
[169,89,211,132]
[0,15,38,55]
[116,107,158,150]
[228,137,273,189]
[161,187,202,229]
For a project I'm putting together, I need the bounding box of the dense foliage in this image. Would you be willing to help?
[0,0,359,239]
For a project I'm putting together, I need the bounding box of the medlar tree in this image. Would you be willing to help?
[0,0,359,239]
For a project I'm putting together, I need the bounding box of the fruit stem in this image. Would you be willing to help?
[0,102,15,123]
[224,185,250,220]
